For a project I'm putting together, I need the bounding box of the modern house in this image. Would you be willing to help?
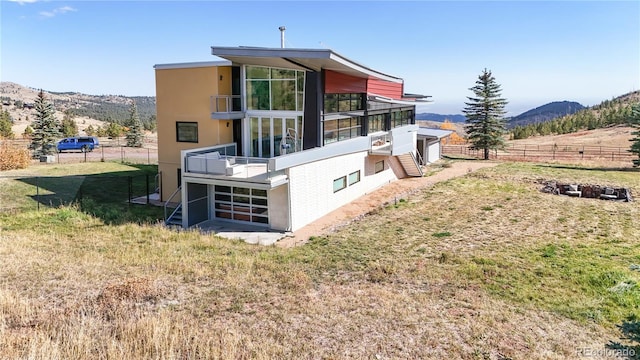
[155,46,435,233]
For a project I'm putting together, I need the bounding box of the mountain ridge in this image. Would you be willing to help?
[0,81,155,135]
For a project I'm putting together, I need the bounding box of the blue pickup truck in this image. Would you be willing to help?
[56,136,100,153]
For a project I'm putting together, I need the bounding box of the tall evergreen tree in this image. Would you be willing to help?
[462,69,508,160]
[29,90,61,157]
[0,109,14,139]
[628,104,640,167]
[125,100,143,147]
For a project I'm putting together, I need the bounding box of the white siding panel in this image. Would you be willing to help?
[269,184,290,231]
[288,151,400,231]
[427,141,441,163]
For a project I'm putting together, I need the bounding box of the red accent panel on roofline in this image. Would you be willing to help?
[367,76,403,99]
[324,70,367,93]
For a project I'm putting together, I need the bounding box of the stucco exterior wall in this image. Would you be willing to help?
[155,65,233,201]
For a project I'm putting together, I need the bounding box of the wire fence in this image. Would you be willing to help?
[1,138,158,165]
[0,173,159,216]
[442,144,635,163]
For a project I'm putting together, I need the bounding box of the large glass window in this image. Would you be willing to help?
[368,114,386,133]
[245,66,305,111]
[250,117,259,157]
[323,116,362,145]
[324,93,364,113]
[250,116,303,158]
[176,122,198,143]
[391,108,414,128]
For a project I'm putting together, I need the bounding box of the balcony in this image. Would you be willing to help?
[368,124,419,156]
[183,143,287,187]
[210,95,244,120]
[369,132,392,155]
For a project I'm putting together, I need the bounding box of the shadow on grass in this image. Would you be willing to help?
[606,316,640,359]
[17,164,163,225]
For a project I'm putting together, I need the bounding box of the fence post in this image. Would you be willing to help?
[128,176,132,207]
[101,145,105,162]
[146,174,150,204]
[121,146,124,163]
[36,176,40,211]
[147,148,150,165]
[84,150,87,163]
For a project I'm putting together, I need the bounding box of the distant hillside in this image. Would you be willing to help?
[511,91,640,140]
[0,81,156,136]
[508,101,585,128]
[416,113,466,122]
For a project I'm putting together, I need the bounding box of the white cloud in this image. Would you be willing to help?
[39,5,77,18]
[8,0,39,4]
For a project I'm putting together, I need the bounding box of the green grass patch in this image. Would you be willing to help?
[459,241,640,325]
[432,231,452,238]
[0,162,162,224]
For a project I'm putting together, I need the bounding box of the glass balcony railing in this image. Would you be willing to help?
[369,132,392,155]
[184,143,285,181]
[210,95,242,113]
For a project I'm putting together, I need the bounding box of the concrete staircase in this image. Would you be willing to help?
[396,152,423,177]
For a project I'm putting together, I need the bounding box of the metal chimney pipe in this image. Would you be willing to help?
[279,26,286,48]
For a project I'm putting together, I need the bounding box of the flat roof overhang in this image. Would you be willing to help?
[211,46,403,83]
[417,128,453,139]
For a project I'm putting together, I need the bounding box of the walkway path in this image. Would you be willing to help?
[277,160,499,248]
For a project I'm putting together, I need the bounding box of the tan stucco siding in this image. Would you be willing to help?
[155,65,233,200]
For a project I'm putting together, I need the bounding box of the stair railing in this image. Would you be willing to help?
[163,186,182,224]
[414,149,425,166]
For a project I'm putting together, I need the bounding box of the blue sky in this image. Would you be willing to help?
[1,1,638,115]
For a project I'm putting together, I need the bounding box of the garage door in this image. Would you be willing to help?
[213,185,269,225]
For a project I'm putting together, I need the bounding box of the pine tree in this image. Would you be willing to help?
[628,104,640,167]
[462,69,508,160]
[22,125,33,140]
[0,109,14,139]
[60,110,78,137]
[29,90,61,157]
[125,100,143,147]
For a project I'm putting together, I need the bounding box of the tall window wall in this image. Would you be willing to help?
[322,116,362,145]
[322,93,365,145]
[246,66,305,111]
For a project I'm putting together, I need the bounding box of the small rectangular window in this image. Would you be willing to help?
[375,160,384,174]
[333,176,347,193]
[176,122,198,143]
[348,170,360,185]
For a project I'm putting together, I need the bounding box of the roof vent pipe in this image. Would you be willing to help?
[279,26,286,48]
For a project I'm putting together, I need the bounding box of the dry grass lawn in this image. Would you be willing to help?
[1,161,639,359]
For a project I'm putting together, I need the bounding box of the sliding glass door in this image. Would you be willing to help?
[249,115,304,158]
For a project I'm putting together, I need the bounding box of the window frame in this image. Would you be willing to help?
[333,176,347,193]
[374,160,384,174]
[176,121,198,143]
[348,170,361,185]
